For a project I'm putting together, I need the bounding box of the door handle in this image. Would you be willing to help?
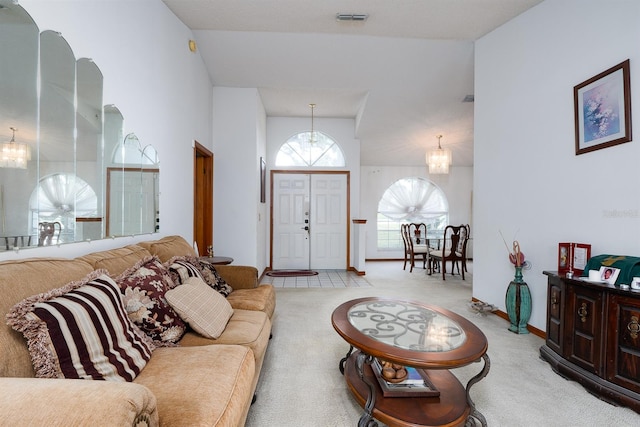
[303,226,309,231]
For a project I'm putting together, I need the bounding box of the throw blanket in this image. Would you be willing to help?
[582,254,640,285]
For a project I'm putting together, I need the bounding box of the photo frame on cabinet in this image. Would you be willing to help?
[599,266,620,285]
[260,156,266,203]
[574,59,631,155]
[558,242,591,276]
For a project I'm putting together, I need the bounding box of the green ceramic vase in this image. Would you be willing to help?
[505,266,531,334]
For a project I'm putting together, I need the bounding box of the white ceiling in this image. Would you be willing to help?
[162,0,544,166]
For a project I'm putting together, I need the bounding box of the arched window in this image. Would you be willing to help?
[377,177,448,250]
[29,173,98,244]
[275,131,345,167]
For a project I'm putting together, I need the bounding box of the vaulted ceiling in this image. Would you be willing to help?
[162,0,544,166]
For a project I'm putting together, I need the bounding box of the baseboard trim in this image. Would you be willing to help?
[471,297,545,338]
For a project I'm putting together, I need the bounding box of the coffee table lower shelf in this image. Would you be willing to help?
[344,352,470,427]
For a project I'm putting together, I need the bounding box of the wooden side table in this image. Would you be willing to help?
[199,256,233,265]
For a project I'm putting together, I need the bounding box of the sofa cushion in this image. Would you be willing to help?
[226,284,276,319]
[116,256,186,345]
[134,345,255,427]
[165,277,234,339]
[138,235,197,263]
[6,271,153,381]
[179,309,271,369]
[76,244,151,277]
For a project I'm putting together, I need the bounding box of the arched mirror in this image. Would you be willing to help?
[107,133,160,237]
[0,1,159,251]
[75,58,103,241]
[37,30,76,244]
[0,0,38,250]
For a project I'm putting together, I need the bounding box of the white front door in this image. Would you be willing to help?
[272,172,347,270]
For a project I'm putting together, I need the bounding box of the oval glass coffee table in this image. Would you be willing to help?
[331,297,490,427]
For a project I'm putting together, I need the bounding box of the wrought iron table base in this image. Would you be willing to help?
[339,348,490,427]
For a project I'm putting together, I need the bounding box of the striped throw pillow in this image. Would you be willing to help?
[7,271,154,381]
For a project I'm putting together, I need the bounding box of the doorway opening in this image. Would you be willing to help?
[270,171,350,271]
[193,141,213,255]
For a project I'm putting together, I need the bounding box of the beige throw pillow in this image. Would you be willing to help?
[165,277,234,339]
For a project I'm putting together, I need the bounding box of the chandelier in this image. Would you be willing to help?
[0,127,31,169]
[426,135,452,174]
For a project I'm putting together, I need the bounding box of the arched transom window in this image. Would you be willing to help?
[275,131,345,167]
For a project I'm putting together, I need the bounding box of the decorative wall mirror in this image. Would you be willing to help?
[106,133,160,237]
[0,1,159,251]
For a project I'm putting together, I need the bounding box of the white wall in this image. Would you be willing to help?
[266,117,361,267]
[360,166,473,259]
[212,87,266,270]
[474,0,640,330]
[0,0,213,261]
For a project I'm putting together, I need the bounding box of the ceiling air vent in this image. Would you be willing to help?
[336,13,369,21]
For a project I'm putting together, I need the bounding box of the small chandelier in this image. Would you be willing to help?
[0,127,31,169]
[308,103,317,144]
[426,135,452,174]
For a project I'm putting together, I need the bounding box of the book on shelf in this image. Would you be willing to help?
[371,359,440,398]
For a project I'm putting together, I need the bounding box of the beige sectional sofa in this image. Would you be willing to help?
[0,235,275,427]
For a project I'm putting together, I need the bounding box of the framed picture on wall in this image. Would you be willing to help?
[574,59,632,155]
[260,157,266,203]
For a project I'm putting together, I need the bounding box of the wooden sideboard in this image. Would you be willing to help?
[541,272,640,413]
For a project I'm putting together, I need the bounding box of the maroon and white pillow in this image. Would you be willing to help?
[7,271,154,381]
[116,256,186,344]
[166,256,233,297]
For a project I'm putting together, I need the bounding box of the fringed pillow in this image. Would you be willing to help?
[166,256,233,297]
[6,271,154,381]
[116,256,186,345]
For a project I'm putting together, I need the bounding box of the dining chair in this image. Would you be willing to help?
[38,221,61,246]
[428,224,466,280]
[454,224,470,274]
[404,223,429,273]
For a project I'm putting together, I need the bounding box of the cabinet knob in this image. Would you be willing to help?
[628,315,640,339]
[578,302,588,323]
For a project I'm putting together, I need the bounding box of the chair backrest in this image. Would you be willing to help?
[408,223,427,245]
[38,221,61,246]
[457,224,470,253]
[443,225,465,257]
[400,223,411,253]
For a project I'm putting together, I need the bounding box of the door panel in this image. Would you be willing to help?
[310,174,347,269]
[272,172,347,270]
[272,174,310,269]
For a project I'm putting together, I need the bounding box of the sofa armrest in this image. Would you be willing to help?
[214,265,259,290]
[0,377,158,427]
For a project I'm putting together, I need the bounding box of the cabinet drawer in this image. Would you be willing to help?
[607,294,640,393]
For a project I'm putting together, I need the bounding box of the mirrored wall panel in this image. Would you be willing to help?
[0,1,160,251]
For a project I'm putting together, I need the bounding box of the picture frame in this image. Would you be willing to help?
[574,59,632,155]
[259,156,266,203]
[558,242,591,276]
[599,266,620,285]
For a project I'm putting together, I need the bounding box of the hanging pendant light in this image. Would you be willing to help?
[0,127,31,169]
[426,135,452,174]
[308,103,317,144]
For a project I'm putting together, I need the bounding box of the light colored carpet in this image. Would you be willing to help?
[245,262,640,426]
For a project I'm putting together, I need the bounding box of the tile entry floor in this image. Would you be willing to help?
[260,269,372,288]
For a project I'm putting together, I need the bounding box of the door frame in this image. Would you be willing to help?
[193,141,213,255]
[269,170,350,270]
